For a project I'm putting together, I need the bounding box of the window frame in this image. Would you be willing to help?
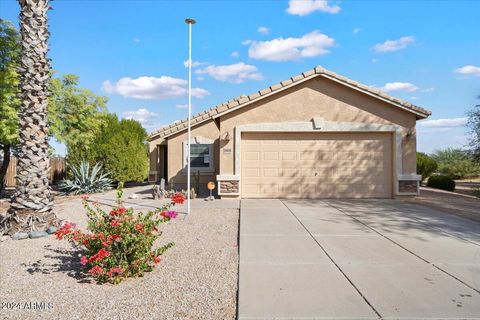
[182,137,215,173]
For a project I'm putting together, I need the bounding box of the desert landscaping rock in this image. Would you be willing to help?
[11,232,29,240]
[29,231,49,239]
[46,226,57,234]
[0,186,239,320]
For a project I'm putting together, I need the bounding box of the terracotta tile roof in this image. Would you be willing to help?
[148,66,432,141]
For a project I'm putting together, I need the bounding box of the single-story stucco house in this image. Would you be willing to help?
[148,66,431,199]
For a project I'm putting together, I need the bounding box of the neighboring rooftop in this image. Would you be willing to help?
[148,65,432,141]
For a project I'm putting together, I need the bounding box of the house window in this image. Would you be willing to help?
[183,139,214,172]
[189,144,210,168]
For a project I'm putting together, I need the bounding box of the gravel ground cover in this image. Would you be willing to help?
[0,191,239,320]
[413,187,480,222]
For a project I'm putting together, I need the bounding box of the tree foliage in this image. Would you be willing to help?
[416,152,437,182]
[49,74,108,153]
[69,114,149,182]
[0,19,21,148]
[467,98,480,161]
[0,19,21,192]
[0,19,108,193]
[431,148,480,179]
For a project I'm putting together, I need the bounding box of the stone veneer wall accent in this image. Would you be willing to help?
[398,180,418,193]
[220,181,239,194]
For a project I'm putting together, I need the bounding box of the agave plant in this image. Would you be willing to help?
[59,161,112,195]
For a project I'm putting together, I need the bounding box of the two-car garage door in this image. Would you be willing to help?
[241,132,393,198]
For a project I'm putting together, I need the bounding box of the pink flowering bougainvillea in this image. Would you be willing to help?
[56,184,183,284]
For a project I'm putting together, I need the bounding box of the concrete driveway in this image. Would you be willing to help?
[238,199,480,319]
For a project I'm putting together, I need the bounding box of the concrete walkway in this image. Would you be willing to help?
[84,185,240,212]
[238,199,480,319]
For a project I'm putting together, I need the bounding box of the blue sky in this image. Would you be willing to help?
[1,0,479,155]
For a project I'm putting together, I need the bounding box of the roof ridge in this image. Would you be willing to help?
[148,65,431,140]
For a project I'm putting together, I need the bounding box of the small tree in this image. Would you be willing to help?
[49,74,108,154]
[432,148,480,179]
[416,152,437,182]
[0,19,108,194]
[69,114,149,182]
[0,19,20,192]
[467,97,480,162]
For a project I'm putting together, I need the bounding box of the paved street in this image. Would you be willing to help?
[238,199,480,319]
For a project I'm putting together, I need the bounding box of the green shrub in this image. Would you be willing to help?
[69,114,149,182]
[427,174,456,191]
[416,152,438,182]
[472,187,480,198]
[59,161,112,194]
[431,148,480,179]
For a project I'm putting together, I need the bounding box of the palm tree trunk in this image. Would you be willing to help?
[1,0,58,235]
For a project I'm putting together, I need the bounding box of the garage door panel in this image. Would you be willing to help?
[244,168,261,178]
[336,159,384,168]
[280,167,298,177]
[263,168,280,177]
[262,140,279,145]
[241,132,393,198]
[301,184,322,197]
[263,151,279,160]
[245,151,260,161]
[244,184,261,194]
[281,151,297,160]
[279,140,297,145]
[280,184,300,195]
[300,151,316,160]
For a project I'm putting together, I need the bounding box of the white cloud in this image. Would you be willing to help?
[102,76,210,100]
[175,104,188,109]
[409,96,419,100]
[373,36,415,53]
[241,40,252,45]
[418,127,455,135]
[122,108,163,130]
[133,38,140,43]
[257,26,270,35]
[247,30,335,62]
[353,28,361,34]
[422,87,435,92]
[371,58,379,63]
[231,51,239,58]
[123,108,157,124]
[195,62,263,83]
[380,82,418,92]
[287,0,341,15]
[183,60,207,68]
[418,117,468,128]
[417,126,469,153]
[454,65,480,76]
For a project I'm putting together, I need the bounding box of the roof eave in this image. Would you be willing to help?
[148,67,432,141]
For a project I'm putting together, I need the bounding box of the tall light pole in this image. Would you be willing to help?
[185,18,195,214]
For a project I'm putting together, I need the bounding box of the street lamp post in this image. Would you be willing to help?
[185,18,196,214]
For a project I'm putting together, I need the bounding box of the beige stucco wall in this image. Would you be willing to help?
[219,77,418,176]
[165,120,220,195]
[148,76,422,197]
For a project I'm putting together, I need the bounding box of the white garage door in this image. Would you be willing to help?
[241,132,393,198]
